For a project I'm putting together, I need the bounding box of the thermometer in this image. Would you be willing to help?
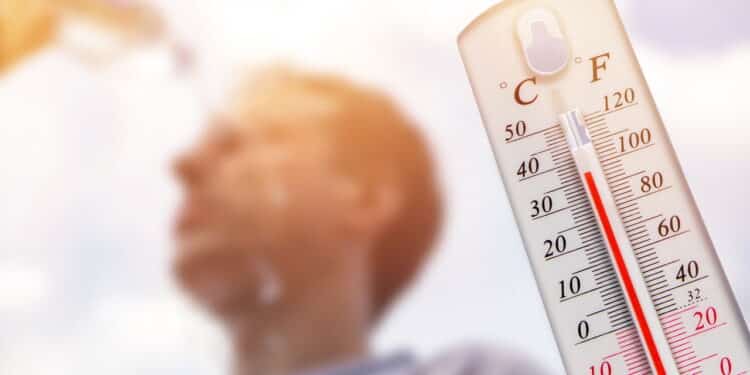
[458,1,750,374]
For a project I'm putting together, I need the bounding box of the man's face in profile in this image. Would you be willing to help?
[173,118,365,318]
[170,72,441,348]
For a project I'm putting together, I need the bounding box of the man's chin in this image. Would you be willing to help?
[176,265,263,319]
[172,242,265,319]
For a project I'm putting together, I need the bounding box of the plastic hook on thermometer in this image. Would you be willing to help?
[459,1,750,374]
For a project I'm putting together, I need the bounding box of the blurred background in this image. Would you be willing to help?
[1,0,749,373]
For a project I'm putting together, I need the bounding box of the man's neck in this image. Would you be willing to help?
[229,255,371,375]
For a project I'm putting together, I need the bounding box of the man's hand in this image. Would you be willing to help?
[0,0,56,73]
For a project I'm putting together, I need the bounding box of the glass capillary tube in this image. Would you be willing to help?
[560,109,680,375]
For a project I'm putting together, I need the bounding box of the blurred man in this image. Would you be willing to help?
[173,68,545,375]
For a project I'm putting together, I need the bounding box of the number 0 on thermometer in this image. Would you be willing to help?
[458,0,750,374]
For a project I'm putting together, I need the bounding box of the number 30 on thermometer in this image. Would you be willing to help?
[459,0,750,374]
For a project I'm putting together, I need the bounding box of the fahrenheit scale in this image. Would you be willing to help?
[459,1,750,374]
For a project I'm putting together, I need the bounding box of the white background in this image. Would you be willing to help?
[0,0,749,373]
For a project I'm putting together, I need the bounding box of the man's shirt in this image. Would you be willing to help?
[300,346,548,375]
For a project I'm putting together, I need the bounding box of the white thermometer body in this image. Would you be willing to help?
[458,1,750,374]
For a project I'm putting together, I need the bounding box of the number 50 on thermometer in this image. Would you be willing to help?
[458,0,750,374]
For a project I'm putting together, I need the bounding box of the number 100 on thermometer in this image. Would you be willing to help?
[458,0,750,374]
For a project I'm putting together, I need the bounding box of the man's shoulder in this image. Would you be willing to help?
[416,344,549,375]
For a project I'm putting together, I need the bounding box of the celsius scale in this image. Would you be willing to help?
[458,0,750,374]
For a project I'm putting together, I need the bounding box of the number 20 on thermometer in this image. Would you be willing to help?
[458,0,750,374]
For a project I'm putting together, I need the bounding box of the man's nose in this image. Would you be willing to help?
[173,152,202,185]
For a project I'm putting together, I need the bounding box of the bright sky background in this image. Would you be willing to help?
[1,0,749,374]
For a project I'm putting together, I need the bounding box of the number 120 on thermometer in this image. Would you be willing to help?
[459,0,750,374]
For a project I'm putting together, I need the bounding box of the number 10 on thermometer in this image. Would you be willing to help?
[459,0,750,374]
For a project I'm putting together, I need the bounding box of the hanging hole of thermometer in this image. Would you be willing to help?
[458,0,750,374]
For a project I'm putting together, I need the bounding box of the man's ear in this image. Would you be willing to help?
[347,182,404,240]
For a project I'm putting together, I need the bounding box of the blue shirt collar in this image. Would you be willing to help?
[298,352,415,375]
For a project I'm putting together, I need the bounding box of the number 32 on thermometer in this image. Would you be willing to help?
[459,0,750,374]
